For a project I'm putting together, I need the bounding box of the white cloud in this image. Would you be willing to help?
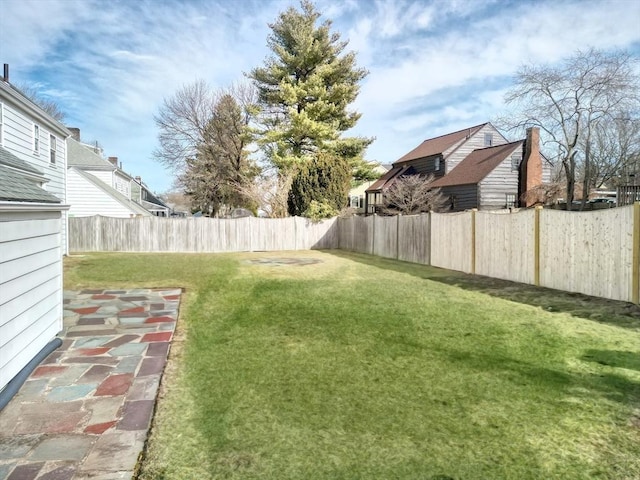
[1,0,638,192]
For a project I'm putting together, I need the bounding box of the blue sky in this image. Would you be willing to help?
[1,0,639,194]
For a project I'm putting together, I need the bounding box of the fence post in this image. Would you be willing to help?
[633,202,640,304]
[534,206,542,286]
[471,209,477,274]
[396,214,401,260]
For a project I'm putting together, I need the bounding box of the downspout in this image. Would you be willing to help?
[0,338,62,411]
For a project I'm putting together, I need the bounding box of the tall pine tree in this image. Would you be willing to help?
[249,0,375,216]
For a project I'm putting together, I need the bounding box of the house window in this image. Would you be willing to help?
[506,193,516,208]
[484,133,493,147]
[50,135,56,164]
[350,195,360,208]
[449,195,457,210]
[511,154,521,171]
[435,157,440,171]
[0,103,4,146]
[33,124,40,153]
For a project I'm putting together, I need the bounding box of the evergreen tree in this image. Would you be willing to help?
[288,151,351,217]
[249,0,375,215]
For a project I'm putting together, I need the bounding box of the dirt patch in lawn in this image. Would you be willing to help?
[246,257,323,266]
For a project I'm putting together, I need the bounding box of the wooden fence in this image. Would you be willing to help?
[69,215,338,253]
[69,203,640,304]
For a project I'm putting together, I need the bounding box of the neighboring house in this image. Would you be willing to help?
[366,122,551,213]
[131,176,171,217]
[348,163,390,214]
[0,65,70,393]
[66,135,150,217]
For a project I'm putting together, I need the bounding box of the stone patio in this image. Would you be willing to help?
[0,288,181,480]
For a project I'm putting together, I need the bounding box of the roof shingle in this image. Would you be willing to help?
[0,164,61,203]
[395,123,487,164]
[431,141,523,188]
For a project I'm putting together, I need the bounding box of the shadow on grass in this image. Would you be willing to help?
[582,350,640,372]
[325,250,640,331]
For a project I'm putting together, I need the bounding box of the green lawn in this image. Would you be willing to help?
[64,251,640,479]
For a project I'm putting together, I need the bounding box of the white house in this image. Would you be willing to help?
[0,65,70,393]
[66,135,151,217]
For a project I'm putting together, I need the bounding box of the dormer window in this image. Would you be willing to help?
[435,157,440,171]
[484,133,493,147]
[33,124,40,154]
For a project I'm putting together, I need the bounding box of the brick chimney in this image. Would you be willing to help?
[519,127,543,207]
[108,156,118,166]
[68,127,81,141]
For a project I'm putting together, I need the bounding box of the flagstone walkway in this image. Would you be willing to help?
[0,288,181,480]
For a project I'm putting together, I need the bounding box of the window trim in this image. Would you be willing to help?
[511,154,521,172]
[484,133,493,147]
[50,134,57,164]
[33,124,40,154]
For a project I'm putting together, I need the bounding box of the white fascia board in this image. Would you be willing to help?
[0,201,70,212]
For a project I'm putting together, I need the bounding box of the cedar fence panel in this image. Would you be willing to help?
[475,209,535,284]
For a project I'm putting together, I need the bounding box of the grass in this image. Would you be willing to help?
[64,251,640,479]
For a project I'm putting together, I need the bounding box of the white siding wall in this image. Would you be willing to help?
[67,169,141,217]
[0,211,63,392]
[479,158,520,210]
[114,171,131,199]
[1,99,68,254]
[444,124,508,174]
[87,170,112,186]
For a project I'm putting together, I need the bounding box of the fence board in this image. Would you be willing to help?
[373,215,398,259]
[69,216,338,253]
[70,206,639,304]
[431,211,473,273]
[540,205,635,302]
[398,214,430,264]
[475,210,535,284]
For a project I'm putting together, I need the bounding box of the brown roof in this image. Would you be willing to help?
[365,165,414,193]
[431,141,523,188]
[395,123,488,164]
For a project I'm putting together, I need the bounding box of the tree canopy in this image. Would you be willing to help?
[154,81,259,216]
[503,48,639,208]
[248,0,375,215]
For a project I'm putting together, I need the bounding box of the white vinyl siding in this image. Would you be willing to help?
[0,213,63,392]
[114,171,131,199]
[67,169,147,217]
[0,102,4,146]
[87,169,113,185]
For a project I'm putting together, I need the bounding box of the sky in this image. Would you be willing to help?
[1,0,639,194]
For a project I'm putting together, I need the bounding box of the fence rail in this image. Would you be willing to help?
[69,203,640,304]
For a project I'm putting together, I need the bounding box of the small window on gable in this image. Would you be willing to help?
[50,135,56,164]
[484,133,493,147]
[511,154,521,171]
[435,157,440,171]
[33,124,40,153]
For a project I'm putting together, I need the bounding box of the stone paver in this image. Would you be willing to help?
[0,289,181,480]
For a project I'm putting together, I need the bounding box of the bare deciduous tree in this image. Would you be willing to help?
[584,116,640,189]
[382,174,446,215]
[154,81,260,216]
[236,168,293,218]
[502,48,639,209]
[16,82,65,122]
